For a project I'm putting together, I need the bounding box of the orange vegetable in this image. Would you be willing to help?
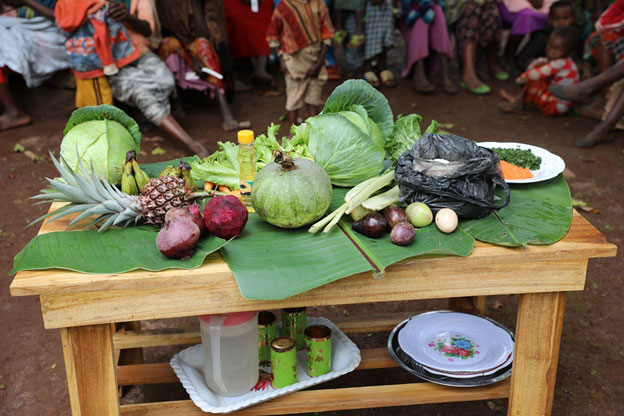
[500,160,534,180]
[218,185,231,193]
[204,182,216,191]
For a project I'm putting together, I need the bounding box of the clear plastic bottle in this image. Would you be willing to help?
[237,130,256,212]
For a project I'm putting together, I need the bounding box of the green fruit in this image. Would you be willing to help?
[252,154,332,228]
[406,202,433,228]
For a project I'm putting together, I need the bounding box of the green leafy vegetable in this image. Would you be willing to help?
[492,147,542,170]
[323,79,394,139]
[60,105,141,185]
[306,113,385,187]
[384,114,438,164]
[190,124,312,189]
[190,141,241,189]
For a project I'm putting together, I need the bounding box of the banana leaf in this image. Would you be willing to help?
[10,226,228,275]
[223,188,475,300]
[459,175,572,246]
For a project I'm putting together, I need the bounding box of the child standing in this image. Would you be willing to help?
[499,26,580,116]
[361,0,396,87]
[266,0,334,125]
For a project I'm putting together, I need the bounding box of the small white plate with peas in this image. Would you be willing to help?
[478,142,566,184]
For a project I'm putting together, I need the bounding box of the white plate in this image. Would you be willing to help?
[398,311,514,373]
[421,353,512,378]
[170,317,361,414]
[478,142,565,184]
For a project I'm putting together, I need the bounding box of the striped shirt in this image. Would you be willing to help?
[266,0,334,55]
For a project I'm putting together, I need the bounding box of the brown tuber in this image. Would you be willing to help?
[352,213,388,238]
[390,222,415,246]
[383,205,409,228]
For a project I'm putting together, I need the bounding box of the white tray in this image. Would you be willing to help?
[170,317,361,414]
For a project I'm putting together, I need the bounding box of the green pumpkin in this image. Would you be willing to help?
[251,154,332,228]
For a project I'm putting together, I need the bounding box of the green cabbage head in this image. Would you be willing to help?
[60,105,141,185]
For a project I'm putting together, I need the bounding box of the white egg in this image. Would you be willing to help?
[435,208,458,233]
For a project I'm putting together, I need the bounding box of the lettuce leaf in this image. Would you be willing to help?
[385,114,439,164]
[190,141,241,189]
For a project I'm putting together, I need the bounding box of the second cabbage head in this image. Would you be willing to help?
[300,79,394,187]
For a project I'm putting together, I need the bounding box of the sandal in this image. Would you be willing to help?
[379,70,397,88]
[346,34,365,49]
[459,81,491,95]
[363,71,380,88]
[334,29,348,44]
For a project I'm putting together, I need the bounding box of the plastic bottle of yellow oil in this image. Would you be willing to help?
[237,130,256,212]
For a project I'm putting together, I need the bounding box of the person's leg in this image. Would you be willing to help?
[595,42,615,75]
[109,54,209,157]
[439,55,458,94]
[428,3,456,94]
[305,104,320,118]
[454,1,490,90]
[159,115,209,157]
[504,34,523,75]
[498,87,524,113]
[0,81,31,131]
[413,59,434,93]
[576,84,624,147]
[217,90,240,132]
[461,41,485,89]
[251,55,273,84]
[288,109,298,125]
[549,59,624,101]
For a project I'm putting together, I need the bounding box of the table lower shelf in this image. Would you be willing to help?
[119,380,510,415]
[115,306,508,415]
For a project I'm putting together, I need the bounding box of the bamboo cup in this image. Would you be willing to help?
[305,325,332,377]
[270,337,298,388]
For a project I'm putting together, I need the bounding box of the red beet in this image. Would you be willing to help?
[156,217,201,259]
[187,204,206,233]
[165,205,205,234]
[204,195,248,239]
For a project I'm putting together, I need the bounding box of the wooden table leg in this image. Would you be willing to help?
[508,292,566,416]
[61,324,121,416]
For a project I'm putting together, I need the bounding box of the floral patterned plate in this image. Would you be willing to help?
[398,311,514,374]
[389,318,513,387]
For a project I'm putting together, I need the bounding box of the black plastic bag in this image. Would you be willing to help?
[394,133,510,219]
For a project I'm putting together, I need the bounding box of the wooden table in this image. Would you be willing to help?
[10,207,616,416]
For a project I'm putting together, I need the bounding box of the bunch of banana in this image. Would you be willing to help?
[159,161,197,190]
[121,150,150,195]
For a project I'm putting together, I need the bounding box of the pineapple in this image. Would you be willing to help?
[140,176,193,226]
[31,153,195,232]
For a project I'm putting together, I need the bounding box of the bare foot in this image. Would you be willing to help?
[549,84,592,103]
[441,78,458,95]
[497,100,523,114]
[0,112,31,131]
[575,124,615,147]
[499,88,517,103]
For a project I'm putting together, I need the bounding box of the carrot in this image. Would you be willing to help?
[204,182,216,191]
[500,160,534,180]
[217,185,231,193]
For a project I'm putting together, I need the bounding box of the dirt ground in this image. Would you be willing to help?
[0,69,622,416]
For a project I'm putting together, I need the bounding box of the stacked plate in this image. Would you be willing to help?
[388,311,515,387]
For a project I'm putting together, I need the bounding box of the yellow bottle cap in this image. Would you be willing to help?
[237,130,255,144]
